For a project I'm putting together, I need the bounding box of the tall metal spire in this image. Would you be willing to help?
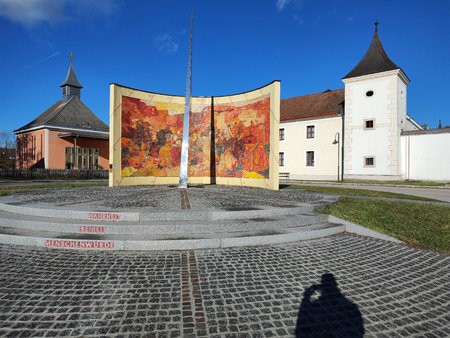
[179,6,194,189]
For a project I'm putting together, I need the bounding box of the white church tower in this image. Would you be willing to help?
[342,22,410,180]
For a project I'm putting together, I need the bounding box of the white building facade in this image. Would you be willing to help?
[280,24,450,182]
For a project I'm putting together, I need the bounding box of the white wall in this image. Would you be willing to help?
[279,117,342,180]
[401,132,450,181]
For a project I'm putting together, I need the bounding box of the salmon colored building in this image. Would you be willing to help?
[14,60,109,170]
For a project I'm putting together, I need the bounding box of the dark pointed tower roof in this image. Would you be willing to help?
[343,22,408,80]
[60,53,83,101]
[60,63,83,89]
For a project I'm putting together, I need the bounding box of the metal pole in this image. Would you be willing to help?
[179,7,194,189]
[337,137,340,181]
[333,132,340,181]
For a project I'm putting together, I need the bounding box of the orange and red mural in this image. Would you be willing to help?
[110,81,280,189]
[121,96,210,177]
[121,95,271,179]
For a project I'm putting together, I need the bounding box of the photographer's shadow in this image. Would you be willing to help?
[295,273,364,337]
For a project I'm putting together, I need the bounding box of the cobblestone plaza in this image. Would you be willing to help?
[0,184,449,336]
[1,234,449,337]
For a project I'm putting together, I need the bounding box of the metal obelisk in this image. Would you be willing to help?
[179,7,194,189]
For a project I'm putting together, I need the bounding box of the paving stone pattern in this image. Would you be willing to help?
[1,235,449,337]
[10,185,323,211]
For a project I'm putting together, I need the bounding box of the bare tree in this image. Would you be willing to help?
[0,130,16,169]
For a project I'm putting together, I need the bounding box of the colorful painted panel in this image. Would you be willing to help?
[109,81,280,190]
[121,96,211,177]
[214,96,270,179]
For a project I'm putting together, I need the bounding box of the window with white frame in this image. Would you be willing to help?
[364,119,374,129]
[306,151,314,166]
[279,152,285,166]
[364,156,375,167]
[306,125,315,139]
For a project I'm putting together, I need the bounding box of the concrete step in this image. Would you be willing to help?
[0,201,314,222]
[0,197,346,251]
[0,223,345,251]
[0,210,328,235]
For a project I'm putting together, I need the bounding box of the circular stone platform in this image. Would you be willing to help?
[4,184,329,211]
[0,185,349,250]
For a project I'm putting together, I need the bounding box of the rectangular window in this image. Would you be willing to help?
[306,151,315,166]
[306,125,315,139]
[279,152,284,166]
[65,146,100,170]
[364,157,375,167]
[364,119,374,129]
[279,128,285,141]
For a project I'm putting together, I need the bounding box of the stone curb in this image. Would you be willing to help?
[327,215,402,243]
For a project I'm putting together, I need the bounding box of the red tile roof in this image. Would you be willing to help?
[281,89,345,122]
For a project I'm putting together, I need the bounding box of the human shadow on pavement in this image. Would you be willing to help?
[295,273,364,337]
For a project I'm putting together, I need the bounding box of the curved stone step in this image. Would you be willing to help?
[0,210,328,235]
[0,188,343,250]
[0,201,314,222]
[0,223,345,251]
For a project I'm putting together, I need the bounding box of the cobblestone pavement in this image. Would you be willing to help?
[7,185,323,211]
[1,235,449,337]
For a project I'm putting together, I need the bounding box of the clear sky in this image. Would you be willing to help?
[1,0,449,135]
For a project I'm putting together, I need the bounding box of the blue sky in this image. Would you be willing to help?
[1,0,449,135]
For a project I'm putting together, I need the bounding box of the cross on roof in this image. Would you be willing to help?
[69,52,74,64]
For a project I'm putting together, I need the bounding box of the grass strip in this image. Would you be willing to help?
[316,197,450,254]
[287,185,436,201]
[0,183,107,196]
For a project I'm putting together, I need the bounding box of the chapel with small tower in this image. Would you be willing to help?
[14,54,109,170]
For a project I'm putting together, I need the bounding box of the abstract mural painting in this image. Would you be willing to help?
[110,81,280,189]
[121,96,210,177]
[120,95,270,179]
[214,96,270,179]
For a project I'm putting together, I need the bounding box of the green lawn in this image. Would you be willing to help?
[287,185,436,201]
[316,198,450,254]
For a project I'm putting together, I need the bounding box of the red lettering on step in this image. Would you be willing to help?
[44,239,115,250]
[77,225,106,233]
[87,213,120,221]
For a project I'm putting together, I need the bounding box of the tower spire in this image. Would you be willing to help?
[60,53,82,101]
[343,23,408,80]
